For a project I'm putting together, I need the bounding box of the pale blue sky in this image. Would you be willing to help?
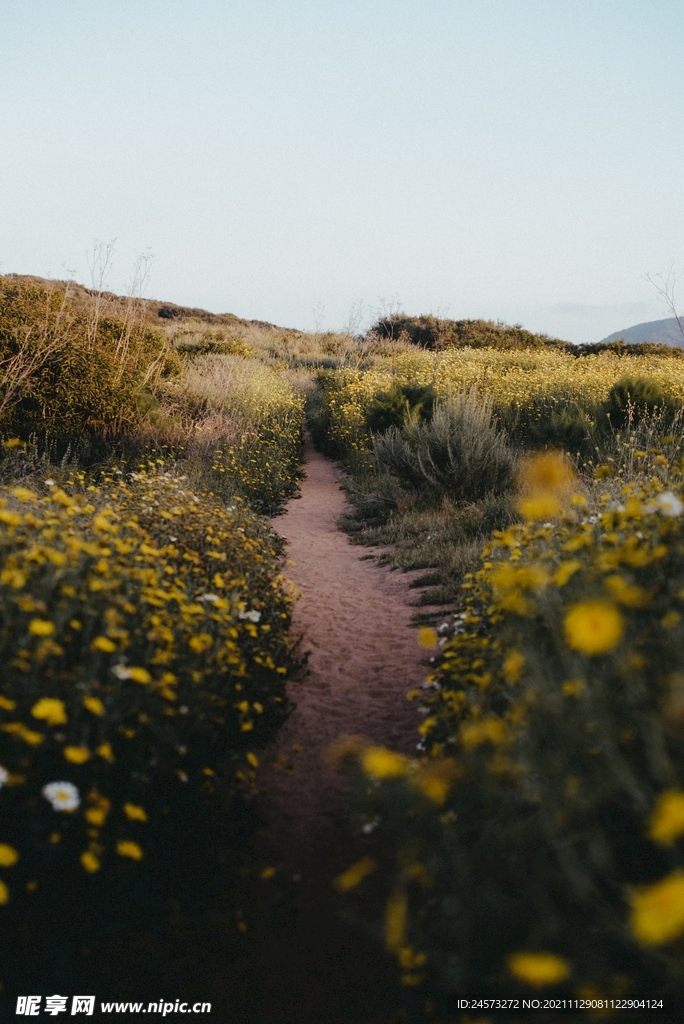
[2,0,683,341]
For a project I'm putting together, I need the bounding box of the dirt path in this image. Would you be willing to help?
[221,436,431,1024]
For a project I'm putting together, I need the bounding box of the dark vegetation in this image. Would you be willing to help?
[369,314,570,352]
[370,312,684,360]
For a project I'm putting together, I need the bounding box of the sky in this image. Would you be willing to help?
[2,0,684,342]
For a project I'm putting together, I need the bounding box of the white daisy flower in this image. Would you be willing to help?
[111,664,132,680]
[656,491,684,517]
[42,781,80,811]
[238,609,261,623]
[362,818,380,835]
[0,766,8,789]
[197,593,219,603]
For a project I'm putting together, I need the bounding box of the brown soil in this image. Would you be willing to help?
[219,436,432,1024]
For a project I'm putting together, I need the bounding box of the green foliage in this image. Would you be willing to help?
[0,277,180,445]
[366,383,437,434]
[343,492,516,608]
[372,394,516,503]
[369,315,569,352]
[496,398,598,455]
[171,328,253,358]
[602,375,677,429]
[573,340,684,359]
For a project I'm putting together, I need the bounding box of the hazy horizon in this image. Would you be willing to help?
[2,0,683,342]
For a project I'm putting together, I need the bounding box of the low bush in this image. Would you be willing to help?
[369,315,570,352]
[0,468,293,991]
[601,375,678,430]
[0,277,180,447]
[372,394,516,504]
[366,384,437,434]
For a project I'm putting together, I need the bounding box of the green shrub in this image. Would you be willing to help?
[0,277,180,446]
[372,393,516,503]
[366,384,437,434]
[369,315,569,352]
[602,375,677,430]
[496,398,597,456]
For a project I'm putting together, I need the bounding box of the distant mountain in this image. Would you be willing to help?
[600,317,684,348]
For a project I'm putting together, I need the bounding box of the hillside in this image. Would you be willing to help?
[600,316,684,347]
[1,273,299,333]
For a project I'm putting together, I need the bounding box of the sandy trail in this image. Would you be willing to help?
[224,436,431,1024]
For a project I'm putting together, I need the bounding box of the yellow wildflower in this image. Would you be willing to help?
[334,856,378,891]
[552,560,581,587]
[189,633,213,653]
[123,803,148,823]
[398,947,427,971]
[0,880,9,904]
[96,741,115,763]
[128,667,151,684]
[80,851,101,873]
[1,723,44,746]
[604,575,650,608]
[417,626,438,649]
[31,698,67,727]
[490,563,548,595]
[648,790,684,847]
[64,746,91,764]
[0,844,19,867]
[629,871,684,945]
[83,697,105,716]
[260,866,276,880]
[116,840,144,860]
[564,601,624,655]
[502,650,525,684]
[385,890,408,951]
[519,494,562,521]
[90,636,116,653]
[508,952,571,986]
[461,717,509,750]
[1,569,26,589]
[520,452,576,496]
[29,619,55,637]
[412,759,462,806]
[360,746,408,780]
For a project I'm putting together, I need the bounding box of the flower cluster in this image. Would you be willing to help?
[209,410,303,516]
[0,468,293,931]
[341,452,684,1005]
[314,347,684,469]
